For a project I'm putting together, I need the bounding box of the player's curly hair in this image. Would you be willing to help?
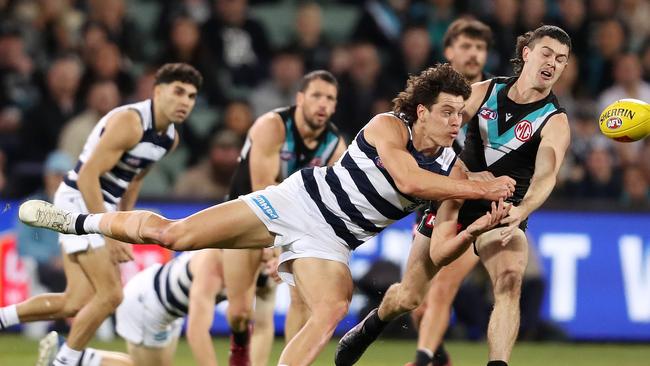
[155,63,203,90]
[392,64,471,126]
[510,25,572,75]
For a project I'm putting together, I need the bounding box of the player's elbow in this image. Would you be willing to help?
[394,177,419,196]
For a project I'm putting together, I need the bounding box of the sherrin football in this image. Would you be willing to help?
[598,98,650,142]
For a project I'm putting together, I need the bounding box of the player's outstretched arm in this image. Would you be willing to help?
[248,112,285,190]
[365,115,516,202]
[186,249,225,366]
[430,199,510,267]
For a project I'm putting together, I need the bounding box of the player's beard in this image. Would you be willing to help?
[303,110,325,131]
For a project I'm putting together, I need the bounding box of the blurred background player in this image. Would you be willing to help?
[222,69,346,365]
[0,63,202,366]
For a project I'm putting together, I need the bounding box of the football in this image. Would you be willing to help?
[598,99,650,142]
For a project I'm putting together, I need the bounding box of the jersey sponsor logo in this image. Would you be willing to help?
[280,151,295,161]
[506,112,513,121]
[154,330,170,341]
[424,213,436,228]
[606,116,623,130]
[479,107,498,120]
[374,156,385,169]
[515,120,533,142]
[125,157,141,166]
[251,195,279,220]
[309,157,323,167]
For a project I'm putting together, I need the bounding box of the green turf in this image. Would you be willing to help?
[1,334,649,365]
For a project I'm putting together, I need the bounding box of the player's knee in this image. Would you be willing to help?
[430,281,458,306]
[99,286,124,310]
[228,307,252,326]
[313,299,349,326]
[493,268,523,296]
[61,302,83,317]
[397,293,422,312]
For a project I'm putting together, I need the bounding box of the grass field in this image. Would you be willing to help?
[1,334,649,366]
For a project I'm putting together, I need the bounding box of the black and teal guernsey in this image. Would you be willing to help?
[229,105,342,198]
[458,76,566,224]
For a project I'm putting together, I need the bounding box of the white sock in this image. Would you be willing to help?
[80,348,102,366]
[83,214,103,234]
[53,343,82,366]
[0,305,19,328]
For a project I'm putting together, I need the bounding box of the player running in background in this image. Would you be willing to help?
[19,64,516,366]
[408,17,494,366]
[335,25,572,366]
[0,63,202,366]
[223,70,346,365]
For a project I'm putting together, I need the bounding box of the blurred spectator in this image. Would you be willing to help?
[334,42,398,140]
[419,0,458,60]
[598,53,650,166]
[78,21,109,66]
[620,164,650,208]
[586,19,626,95]
[129,65,156,102]
[0,27,39,160]
[157,15,222,105]
[328,44,352,78]
[201,0,271,94]
[642,40,650,83]
[78,41,135,100]
[352,0,413,50]
[249,47,304,118]
[483,0,519,75]
[28,0,84,65]
[287,1,331,71]
[221,99,254,141]
[387,24,433,85]
[617,0,650,52]
[16,151,71,291]
[517,0,547,35]
[156,0,212,41]
[173,130,242,200]
[86,0,144,62]
[588,0,618,21]
[565,146,622,199]
[58,81,120,159]
[598,53,650,112]
[20,55,81,163]
[552,0,590,66]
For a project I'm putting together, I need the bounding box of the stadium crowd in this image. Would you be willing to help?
[0,0,649,206]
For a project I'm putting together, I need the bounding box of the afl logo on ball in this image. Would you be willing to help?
[479,107,498,120]
[515,120,533,142]
[606,116,622,130]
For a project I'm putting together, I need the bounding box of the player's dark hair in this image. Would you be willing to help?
[511,25,572,75]
[154,63,203,90]
[299,70,338,92]
[443,18,493,49]
[392,64,471,126]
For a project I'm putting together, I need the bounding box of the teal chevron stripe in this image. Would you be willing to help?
[486,102,557,149]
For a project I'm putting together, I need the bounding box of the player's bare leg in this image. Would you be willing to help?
[284,280,310,343]
[251,279,277,366]
[15,251,93,322]
[278,258,353,366]
[335,233,436,365]
[477,228,528,363]
[416,247,479,359]
[223,248,263,365]
[19,200,275,251]
[127,337,178,366]
[66,246,123,350]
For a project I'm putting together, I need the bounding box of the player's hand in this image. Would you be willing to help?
[499,205,527,246]
[466,170,495,182]
[479,176,516,201]
[465,199,511,238]
[106,237,134,263]
[261,247,282,283]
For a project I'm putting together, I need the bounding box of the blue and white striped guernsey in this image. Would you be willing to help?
[63,99,175,204]
[301,113,457,249]
[152,252,194,317]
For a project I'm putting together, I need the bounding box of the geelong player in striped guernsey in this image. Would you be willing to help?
[1,63,202,366]
[19,64,516,366]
